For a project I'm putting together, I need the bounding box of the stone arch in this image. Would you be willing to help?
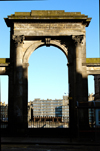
[3,10,93,136]
[23,40,68,64]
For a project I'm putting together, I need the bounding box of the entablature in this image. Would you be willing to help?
[83,58,100,75]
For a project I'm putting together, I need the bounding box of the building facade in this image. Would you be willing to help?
[28,96,69,123]
[0,102,8,122]
[88,92,100,127]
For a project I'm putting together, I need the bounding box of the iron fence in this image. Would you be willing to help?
[28,116,69,128]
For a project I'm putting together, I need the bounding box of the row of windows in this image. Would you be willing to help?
[33,109,55,111]
[33,105,68,107]
[33,112,56,114]
[2,109,7,111]
[0,112,7,114]
[62,106,69,108]
[0,106,8,108]
[33,106,66,109]
[33,115,57,117]
[33,108,68,111]
[62,112,69,114]
[33,113,69,116]
[33,109,68,112]
[34,100,63,102]
[33,104,62,106]
[32,101,68,104]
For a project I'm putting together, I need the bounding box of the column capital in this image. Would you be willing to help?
[12,35,25,46]
[72,35,84,45]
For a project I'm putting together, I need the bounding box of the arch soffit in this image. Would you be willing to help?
[23,40,68,63]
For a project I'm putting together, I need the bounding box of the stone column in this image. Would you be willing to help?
[72,35,88,129]
[81,35,89,129]
[67,50,76,137]
[72,35,83,102]
[12,35,25,132]
[81,35,88,103]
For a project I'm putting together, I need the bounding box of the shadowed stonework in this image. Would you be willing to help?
[0,10,100,137]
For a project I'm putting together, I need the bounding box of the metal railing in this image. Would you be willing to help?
[28,116,69,128]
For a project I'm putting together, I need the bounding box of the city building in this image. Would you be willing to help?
[28,96,69,123]
[28,93,100,128]
[94,75,100,126]
[0,102,8,122]
[88,93,95,125]
[88,92,100,127]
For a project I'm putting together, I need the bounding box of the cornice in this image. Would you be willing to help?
[4,10,92,27]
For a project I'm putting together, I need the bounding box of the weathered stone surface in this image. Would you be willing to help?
[0,58,10,75]
[86,67,100,75]
[86,58,100,64]
[14,22,85,36]
[1,10,100,136]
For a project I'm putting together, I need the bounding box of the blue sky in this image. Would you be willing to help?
[0,0,99,103]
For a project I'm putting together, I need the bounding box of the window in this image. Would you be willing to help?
[96,109,100,126]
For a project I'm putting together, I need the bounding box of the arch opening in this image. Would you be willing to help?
[28,45,69,128]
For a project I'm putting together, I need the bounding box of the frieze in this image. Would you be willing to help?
[14,23,84,30]
[14,23,85,36]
